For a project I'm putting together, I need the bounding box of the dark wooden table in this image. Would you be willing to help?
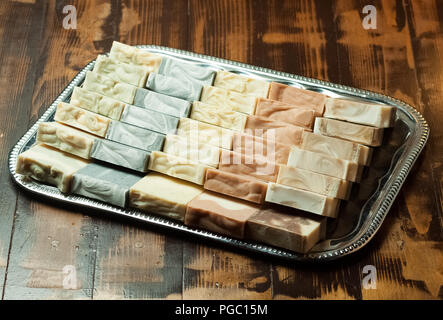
[0,0,441,300]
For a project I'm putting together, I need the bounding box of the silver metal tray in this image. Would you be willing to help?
[8,45,429,262]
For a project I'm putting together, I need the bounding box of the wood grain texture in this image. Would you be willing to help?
[0,0,441,300]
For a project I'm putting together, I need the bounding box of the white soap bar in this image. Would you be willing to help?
[200,86,258,115]
[109,41,162,72]
[82,71,136,104]
[93,55,149,87]
[146,72,202,101]
[265,183,340,218]
[148,151,210,185]
[190,101,247,131]
[133,88,191,118]
[158,57,215,85]
[213,70,270,98]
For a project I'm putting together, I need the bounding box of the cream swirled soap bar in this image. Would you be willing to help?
[93,55,149,87]
[109,41,162,72]
[190,101,247,131]
[213,70,270,98]
[83,71,137,104]
[200,86,258,115]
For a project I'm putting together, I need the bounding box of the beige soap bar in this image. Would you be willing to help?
[277,165,351,200]
[93,55,149,87]
[268,82,326,117]
[109,41,162,72]
[213,70,270,98]
[129,172,204,222]
[190,101,247,131]
[36,122,97,159]
[185,191,260,239]
[219,150,280,183]
[324,98,395,128]
[244,115,304,146]
[265,183,340,218]
[288,147,362,182]
[70,86,126,120]
[200,86,258,115]
[255,98,316,129]
[162,134,221,168]
[204,169,268,204]
[54,102,111,137]
[82,71,137,104]
[177,117,234,150]
[300,131,372,166]
[148,151,210,185]
[314,117,384,147]
[16,144,89,193]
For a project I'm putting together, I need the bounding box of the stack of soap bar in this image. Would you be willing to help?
[158,57,215,85]
[70,86,126,120]
[83,71,136,104]
[145,72,202,101]
[185,191,260,238]
[218,150,280,183]
[265,183,340,218]
[129,172,204,222]
[133,88,191,117]
[200,86,258,115]
[254,98,316,129]
[162,134,221,168]
[268,82,326,117]
[324,98,395,128]
[119,104,179,134]
[148,151,210,185]
[71,162,142,207]
[16,144,89,193]
[109,41,162,72]
[204,168,268,204]
[244,115,304,146]
[93,55,149,87]
[314,117,384,147]
[190,101,247,131]
[177,118,234,149]
[245,204,326,253]
[213,70,270,98]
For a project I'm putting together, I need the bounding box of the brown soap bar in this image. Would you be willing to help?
[268,82,326,116]
[185,191,260,238]
[204,169,268,204]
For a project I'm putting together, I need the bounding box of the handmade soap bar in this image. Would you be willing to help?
[129,172,204,222]
[277,165,351,199]
[287,147,362,182]
[119,105,179,135]
[232,132,291,165]
[54,102,111,137]
[16,144,89,193]
[200,86,258,115]
[299,131,372,166]
[148,151,210,185]
[177,118,234,150]
[213,70,270,98]
[218,150,280,183]
[254,98,316,129]
[109,41,162,72]
[36,122,97,159]
[268,82,326,116]
[90,139,151,172]
[314,117,384,147]
[324,98,395,128]
[185,191,260,238]
[265,183,340,218]
[162,134,221,168]
[190,101,247,131]
[244,115,304,146]
[204,169,268,204]
[105,120,165,152]
[145,72,202,101]
[133,88,191,118]
[93,55,149,87]
[71,162,142,207]
[70,87,126,120]
[245,204,326,253]
[82,71,136,104]
[158,57,215,85]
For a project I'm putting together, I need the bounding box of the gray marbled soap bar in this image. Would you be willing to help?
[71,163,142,207]
[119,105,179,134]
[133,88,191,117]
[158,57,216,86]
[145,72,203,101]
[106,120,165,151]
[91,139,150,172]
